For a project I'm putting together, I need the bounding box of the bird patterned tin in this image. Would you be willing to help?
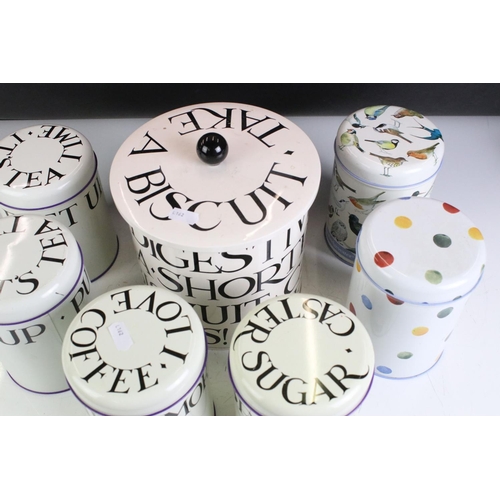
[62,285,214,415]
[346,197,486,379]
[325,105,444,265]
[109,103,321,348]
[0,124,119,281]
[0,215,91,394]
[228,293,375,416]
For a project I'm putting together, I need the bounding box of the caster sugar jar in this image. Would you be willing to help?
[110,102,321,348]
[0,124,119,281]
[228,293,375,416]
[0,215,91,394]
[325,105,444,265]
[62,285,214,416]
[347,197,486,379]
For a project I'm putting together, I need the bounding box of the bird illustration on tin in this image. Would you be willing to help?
[409,120,443,141]
[339,129,364,152]
[334,164,356,193]
[407,143,440,164]
[364,105,390,121]
[331,220,348,242]
[348,214,362,236]
[349,113,366,129]
[365,138,399,151]
[392,108,424,119]
[369,152,408,176]
[347,191,385,212]
[374,123,412,143]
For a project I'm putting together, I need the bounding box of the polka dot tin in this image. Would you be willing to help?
[325,105,444,265]
[228,293,375,416]
[0,125,119,281]
[62,285,214,416]
[347,197,486,379]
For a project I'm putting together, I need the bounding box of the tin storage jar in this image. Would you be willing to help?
[62,285,214,416]
[347,197,486,379]
[0,124,119,281]
[325,105,444,265]
[228,293,375,416]
[110,103,321,348]
[0,215,91,394]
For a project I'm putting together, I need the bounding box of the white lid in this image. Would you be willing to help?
[110,102,321,250]
[335,105,444,188]
[357,197,486,304]
[229,293,374,416]
[62,285,207,415]
[0,125,96,210]
[0,215,83,324]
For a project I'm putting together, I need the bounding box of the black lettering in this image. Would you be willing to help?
[129,131,168,155]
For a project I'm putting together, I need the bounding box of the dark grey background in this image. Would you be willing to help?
[1,83,498,119]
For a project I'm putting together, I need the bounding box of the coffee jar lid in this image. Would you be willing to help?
[335,105,444,188]
[62,285,207,415]
[228,293,374,416]
[0,125,97,210]
[0,215,84,325]
[356,197,486,304]
[110,102,321,250]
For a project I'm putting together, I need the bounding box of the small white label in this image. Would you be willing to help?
[108,322,134,351]
[169,208,199,225]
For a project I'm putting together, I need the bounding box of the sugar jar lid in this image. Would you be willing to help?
[62,285,207,415]
[356,197,486,304]
[110,102,321,250]
[0,125,96,210]
[228,293,374,416]
[0,215,84,325]
[335,105,444,188]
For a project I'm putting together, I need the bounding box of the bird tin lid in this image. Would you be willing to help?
[335,105,444,188]
[228,293,375,416]
[0,215,84,325]
[0,124,97,211]
[61,285,207,415]
[110,102,321,250]
[356,197,486,304]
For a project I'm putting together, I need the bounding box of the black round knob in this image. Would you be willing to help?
[196,133,228,165]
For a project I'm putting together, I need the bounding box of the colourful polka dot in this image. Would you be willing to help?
[349,303,356,315]
[394,216,412,229]
[443,202,460,214]
[433,234,452,248]
[356,260,361,272]
[412,326,429,336]
[374,251,394,268]
[425,270,442,284]
[437,307,453,318]
[397,352,413,359]
[385,289,404,305]
[468,227,483,240]
[361,295,372,310]
[377,366,392,375]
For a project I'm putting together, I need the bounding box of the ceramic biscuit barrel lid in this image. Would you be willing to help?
[110,102,321,348]
[62,285,213,415]
[325,105,444,265]
[0,124,119,281]
[228,293,375,415]
[347,197,486,379]
[0,214,91,394]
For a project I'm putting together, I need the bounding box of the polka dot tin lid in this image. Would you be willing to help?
[0,125,96,210]
[356,197,486,304]
[228,293,375,416]
[335,105,444,188]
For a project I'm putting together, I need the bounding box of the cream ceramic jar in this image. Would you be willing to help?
[0,124,119,281]
[0,215,91,393]
[110,103,321,348]
[325,105,444,265]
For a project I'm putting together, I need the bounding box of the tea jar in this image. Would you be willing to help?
[110,103,321,348]
[325,105,444,265]
[0,214,91,394]
[62,285,214,415]
[228,293,375,415]
[347,197,486,379]
[0,124,119,281]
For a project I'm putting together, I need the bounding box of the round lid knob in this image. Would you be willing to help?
[196,133,228,165]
